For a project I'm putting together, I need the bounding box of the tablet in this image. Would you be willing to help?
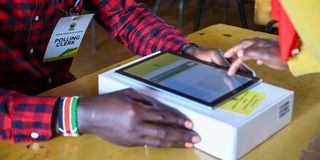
[115,52,261,107]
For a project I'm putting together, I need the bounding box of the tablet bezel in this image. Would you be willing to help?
[115,52,261,107]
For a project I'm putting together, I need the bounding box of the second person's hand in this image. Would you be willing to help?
[184,46,253,75]
[184,46,230,67]
[224,38,289,75]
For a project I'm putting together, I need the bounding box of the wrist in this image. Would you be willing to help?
[53,99,62,136]
[57,96,81,137]
[77,97,91,134]
[178,43,199,56]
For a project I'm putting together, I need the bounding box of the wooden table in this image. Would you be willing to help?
[1,24,320,160]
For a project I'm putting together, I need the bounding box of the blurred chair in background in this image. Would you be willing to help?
[237,0,254,28]
[193,0,254,31]
[254,0,278,34]
[254,0,271,26]
[153,0,185,28]
[152,0,252,30]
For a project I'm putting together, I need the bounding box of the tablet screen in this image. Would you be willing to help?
[116,52,260,107]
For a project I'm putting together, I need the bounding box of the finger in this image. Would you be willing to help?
[143,109,193,129]
[122,88,146,101]
[227,46,265,75]
[132,91,191,119]
[257,60,263,65]
[208,49,229,66]
[137,92,167,109]
[237,62,256,77]
[130,93,193,129]
[137,136,189,148]
[124,89,164,109]
[224,40,255,58]
[116,88,154,107]
[242,47,268,61]
[223,77,237,90]
[124,86,192,127]
[137,123,200,143]
[227,58,244,75]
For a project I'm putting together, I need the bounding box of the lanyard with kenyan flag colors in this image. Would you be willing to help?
[271,0,300,62]
[43,0,94,62]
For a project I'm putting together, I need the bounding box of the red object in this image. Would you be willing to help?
[64,97,72,135]
[271,0,300,61]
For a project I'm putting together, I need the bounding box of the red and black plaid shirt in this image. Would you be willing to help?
[0,0,191,142]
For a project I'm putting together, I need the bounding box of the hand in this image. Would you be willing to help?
[184,46,230,67]
[184,46,253,75]
[224,38,288,75]
[76,88,200,148]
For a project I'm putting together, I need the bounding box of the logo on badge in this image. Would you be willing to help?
[69,22,77,31]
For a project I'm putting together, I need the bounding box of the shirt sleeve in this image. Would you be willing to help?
[288,45,320,77]
[0,89,59,143]
[83,0,192,56]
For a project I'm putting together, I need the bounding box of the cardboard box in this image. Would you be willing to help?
[98,55,294,160]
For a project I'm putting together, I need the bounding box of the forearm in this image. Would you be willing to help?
[84,0,192,56]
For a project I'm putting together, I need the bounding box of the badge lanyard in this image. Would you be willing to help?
[59,0,81,16]
[73,0,80,7]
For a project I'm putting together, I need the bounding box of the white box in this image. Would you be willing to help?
[98,54,294,160]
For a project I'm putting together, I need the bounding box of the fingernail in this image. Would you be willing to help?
[184,121,193,129]
[185,142,193,148]
[192,136,201,143]
[237,51,244,57]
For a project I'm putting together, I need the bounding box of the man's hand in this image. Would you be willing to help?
[224,38,288,75]
[184,46,230,67]
[76,88,200,148]
[184,46,253,75]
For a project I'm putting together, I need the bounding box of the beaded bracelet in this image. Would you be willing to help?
[58,96,80,137]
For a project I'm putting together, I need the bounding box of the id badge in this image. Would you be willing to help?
[43,14,94,62]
